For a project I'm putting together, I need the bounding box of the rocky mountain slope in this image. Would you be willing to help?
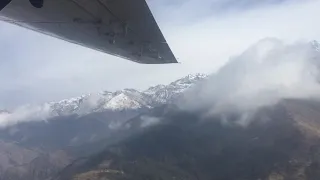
[55,99,320,180]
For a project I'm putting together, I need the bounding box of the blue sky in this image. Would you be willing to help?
[0,0,320,109]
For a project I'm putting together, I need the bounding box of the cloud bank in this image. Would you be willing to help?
[0,104,52,127]
[180,38,320,120]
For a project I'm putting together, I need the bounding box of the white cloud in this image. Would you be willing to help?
[76,94,102,116]
[0,104,52,127]
[180,38,320,121]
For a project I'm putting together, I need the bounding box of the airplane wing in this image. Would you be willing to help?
[0,0,177,64]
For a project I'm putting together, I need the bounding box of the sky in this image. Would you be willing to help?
[0,0,320,109]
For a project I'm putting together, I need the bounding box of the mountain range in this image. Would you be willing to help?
[0,40,320,180]
[0,74,207,120]
[1,73,320,180]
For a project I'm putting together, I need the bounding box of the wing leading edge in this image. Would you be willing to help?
[0,0,177,64]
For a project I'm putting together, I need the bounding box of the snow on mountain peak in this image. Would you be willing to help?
[171,73,207,86]
[143,73,208,104]
[187,73,208,80]
[103,93,143,110]
[51,73,207,115]
[1,74,207,124]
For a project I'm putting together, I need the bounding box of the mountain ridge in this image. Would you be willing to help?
[48,73,207,115]
[0,74,208,123]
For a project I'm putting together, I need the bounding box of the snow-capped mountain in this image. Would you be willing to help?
[144,74,208,104]
[30,74,208,118]
[46,88,154,116]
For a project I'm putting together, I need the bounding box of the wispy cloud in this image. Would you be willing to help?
[0,104,52,127]
[180,38,320,125]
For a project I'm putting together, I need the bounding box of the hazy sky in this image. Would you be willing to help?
[0,0,320,108]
